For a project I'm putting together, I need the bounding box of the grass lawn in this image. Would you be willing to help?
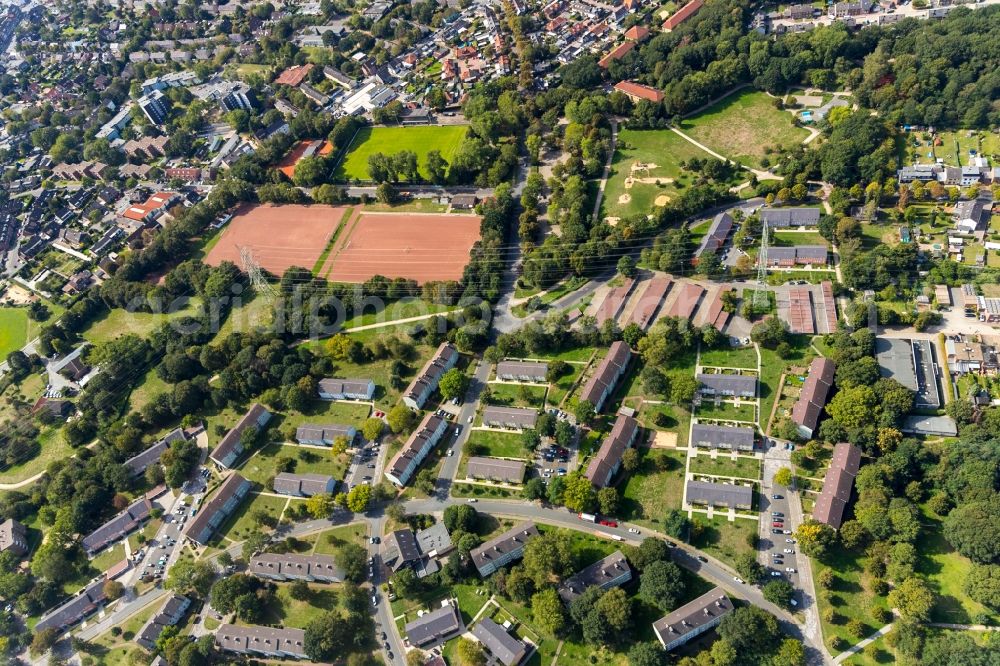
[700,345,758,369]
[681,89,810,167]
[311,523,368,553]
[128,366,171,412]
[638,402,692,447]
[465,429,531,459]
[240,442,350,487]
[759,337,815,435]
[215,493,288,544]
[520,346,597,364]
[812,543,892,656]
[905,129,1000,165]
[82,299,203,344]
[333,125,468,181]
[916,504,993,624]
[689,454,761,480]
[600,128,720,219]
[340,299,456,331]
[0,372,45,425]
[272,400,371,437]
[483,382,547,409]
[689,515,758,569]
[211,293,274,343]
[771,229,829,246]
[620,448,687,531]
[0,307,29,358]
[362,199,449,214]
[256,583,339,629]
[694,400,756,423]
[0,427,73,485]
[450,483,522,499]
[312,333,440,409]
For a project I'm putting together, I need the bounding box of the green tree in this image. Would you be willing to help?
[456,637,486,666]
[166,559,217,598]
[734,552,765,585]
[774,467,793,487]
[776,638,806,665]
[669,374,699,404]
[638,560,686,611]
[523,477,546,500]
[795,519,837,558]
[965,564,1000,610]
[561,472,596,513]
[750,317,789,350]
[944,497,1000,564]
[574,400,596,425]
[387,405,417,434]
[627,642,666,666]
[362,418,384,441]
[438,368,469,400]
[531,587,566,635]
[762,579,795,607]
[663,509,691,540]
[444,504,478,533]
[346,484,372,512]
[888,577,936,622]
[597,487,619,515]
[717,606,780,657]
[335,543,368,583]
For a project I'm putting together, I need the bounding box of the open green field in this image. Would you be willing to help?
[216,493,288,544]
[256,583,339,629]
[465,429,531,459]
[311,523,368,553]
[83,299,203,344]
[0,427,72,485]
[333,125,468,181]
[0,307,29,358]
[812,544,893,656]
[128,366,171,412]
[621,448,687,531]
[695,400,756,423]
[600,128,719,219]
[638,402,692,446]
[240,442,349,487]
[0,372,45,425]
[917,505,993,624]
[689,514,758,569]
[772,230,828,247]
[272,400,371,437]
[212,293,274,343]
[700,345,757,369]
[483,382,547,409]
[689,454,761,480]
[340,298,456,331]
[681,89,810,167]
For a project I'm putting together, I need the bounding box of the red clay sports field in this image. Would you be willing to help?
[205,204,481,284]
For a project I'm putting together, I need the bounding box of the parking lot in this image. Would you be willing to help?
[758,440,800,595]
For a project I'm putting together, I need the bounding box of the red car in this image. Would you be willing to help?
[599,519,619,528]
[772,521,784,528]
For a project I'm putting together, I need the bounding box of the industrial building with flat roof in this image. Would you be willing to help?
[874,337,941,408]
